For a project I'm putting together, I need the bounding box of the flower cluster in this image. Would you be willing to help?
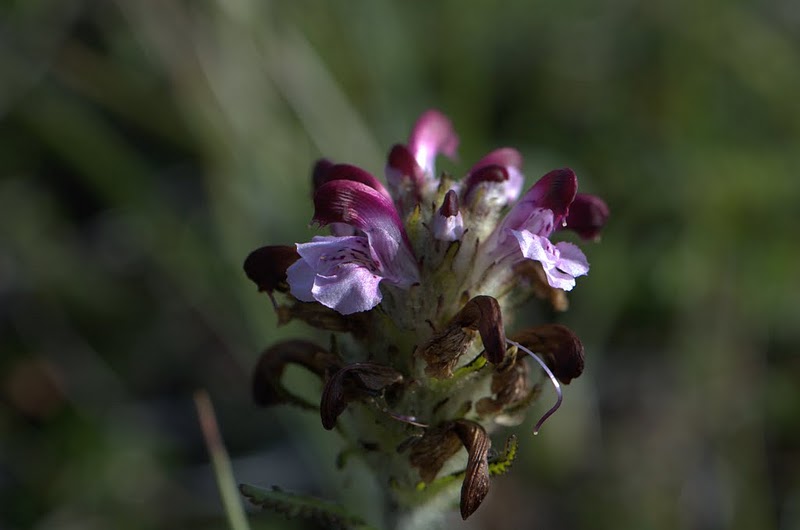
[244,110,608,525]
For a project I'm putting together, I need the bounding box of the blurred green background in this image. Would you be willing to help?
[2,1,799,529]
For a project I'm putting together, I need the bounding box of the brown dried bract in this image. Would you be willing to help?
[408,420,491,520]
[513,259,569,312]
[417,295,505,378]
[475,349,532,416]
[277,301,369,336]
[408,424,462,483]
[416,324,476,378]
[512,324,585,384]
[252,340,342,409]
[320,363,404,430]
[452,420,491,520]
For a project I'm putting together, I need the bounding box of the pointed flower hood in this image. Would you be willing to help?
[479,168,590,291]
[287,172,419,314]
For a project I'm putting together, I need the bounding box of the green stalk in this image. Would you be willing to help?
[194,390,251,530]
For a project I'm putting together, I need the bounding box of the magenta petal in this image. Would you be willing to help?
[314,180,406,242]
[432,190,464,241]
[313,181,419,287]
[467,148,524,204]
[470,147,523,173]
[439,189,460,217]
[386,144,425,193]
[318,163,392,201]
[462,164,518,206]
[489,169,576,258]
[509,168,577,229]
[563,193,609,240]
[408,109,459,176]
[465,164,509,187]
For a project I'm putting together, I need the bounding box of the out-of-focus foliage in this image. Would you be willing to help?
[1,1,799,529]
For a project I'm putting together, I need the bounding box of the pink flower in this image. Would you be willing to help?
[463,148,525,207]
[246,110,609,520]
[385,110,459,211]
[287,168,419,314]
[479,168,591,291]
[562,193,610,241]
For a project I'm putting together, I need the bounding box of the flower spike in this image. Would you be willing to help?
[245,108,607,526]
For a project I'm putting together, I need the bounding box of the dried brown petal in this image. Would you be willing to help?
[320,363,404,430]
[417,324,476,378]
[243,245,299,296]
[453,420,491,520]
[458,296,506,365]
[417,295,505,378]
[408,424,462,483]
[252,340,342,408]
[513,259,569,312]
[512,324,585,384]
[475,350,532,416]
[408,421,491,519]
[276,301,369,336]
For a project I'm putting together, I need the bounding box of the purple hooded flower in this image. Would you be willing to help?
[287,175,419,314]
[562,193,610,241]
[408,109,459,180]
[385,110,459,203]
[510,230,590,291]
[463,148,525,207]
[481,168,590,291]
[246,108,608,523]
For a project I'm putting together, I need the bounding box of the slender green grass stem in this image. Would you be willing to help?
[194,389,251,530]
